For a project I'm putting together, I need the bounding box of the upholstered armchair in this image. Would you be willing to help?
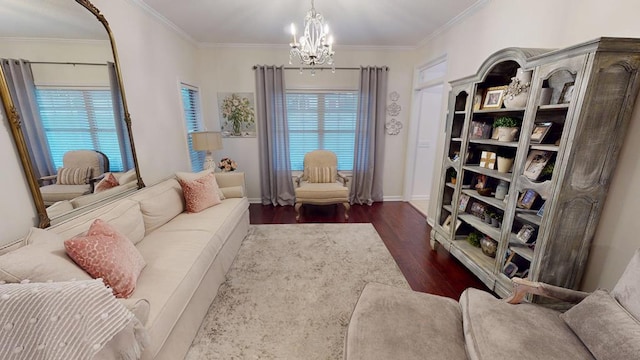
[39,150,110,206]
[294,150,350,220]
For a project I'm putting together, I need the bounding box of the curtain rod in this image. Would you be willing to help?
[252,66,389,71]
[29,61,107,66]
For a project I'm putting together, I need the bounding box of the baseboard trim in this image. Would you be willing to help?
[248,196,405,204]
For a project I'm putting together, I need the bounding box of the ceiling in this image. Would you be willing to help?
[140,0,482,47]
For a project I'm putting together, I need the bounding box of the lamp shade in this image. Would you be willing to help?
[191,131,223,151]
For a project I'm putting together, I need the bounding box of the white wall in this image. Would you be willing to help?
[0,0,198,242]
[195,45,416,202]
[418,0,640,291]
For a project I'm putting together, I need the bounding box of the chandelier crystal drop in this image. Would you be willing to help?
[288,0,335,75]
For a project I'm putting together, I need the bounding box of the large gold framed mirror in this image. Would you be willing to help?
[0,0,144,227]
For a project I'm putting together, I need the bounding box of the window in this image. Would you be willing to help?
[36,88,127,171]
[286,91,358,171]
[180,83,204,171]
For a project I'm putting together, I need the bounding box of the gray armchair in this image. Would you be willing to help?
[344,249,640,360]
[294,150,350,220]
[39,150,109,206]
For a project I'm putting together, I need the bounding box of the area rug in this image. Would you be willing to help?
[185,223,409,360]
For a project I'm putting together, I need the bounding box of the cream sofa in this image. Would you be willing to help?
[2,172,249,359]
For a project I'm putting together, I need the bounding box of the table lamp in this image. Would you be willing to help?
[191,131,223,170]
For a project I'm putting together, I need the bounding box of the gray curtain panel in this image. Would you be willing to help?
[1,59,55,179]
[350,66,389,205]
[255,65,295,206]
[108,62,134,171]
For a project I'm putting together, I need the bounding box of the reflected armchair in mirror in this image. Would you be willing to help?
[38,149,109,206]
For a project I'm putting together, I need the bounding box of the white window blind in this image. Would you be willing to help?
[286,91,358,171]
[180,83,204,171]
[36,88,125,171]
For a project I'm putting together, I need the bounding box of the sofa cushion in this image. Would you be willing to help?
[51,199,146,245]
[294,183,349,201]
[46,200,74,218]
[220,185,244,198]
[95,172,119,193]
[156,197,248,242]
[129,179,185,235]
[0,228,91,283]
[116,169,137,184]
[561,289,640,360]
[460,288,594,360]
[176,169,225,200]
[65,219,146,298]
[611,249,640,321]
[345,282,467,360]
[307,166,337,183]
[132,229,225,356]
[177,173,222,213]
[57,166,90,185]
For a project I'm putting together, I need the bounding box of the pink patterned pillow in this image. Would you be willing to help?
[64,219,146,298]
[177,172,222,213]
[94,172,119,193]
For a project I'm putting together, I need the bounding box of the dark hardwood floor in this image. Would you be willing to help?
[249,202,489,300]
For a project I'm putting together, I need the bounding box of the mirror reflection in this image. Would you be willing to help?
[0,0,139,221]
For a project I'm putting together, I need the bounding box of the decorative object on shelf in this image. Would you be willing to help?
[218,93,256,137]
[539,161,555,181]
[516,224,537,244]
[447,168,457,184]
[473,91,484,111]
[490,213,501,228]
[386,102,401,116]
[495,180,509,200]
[539,87,553,105]
[523,150,553,180]
[458,194,471,212]
[191,131,223,170]
[530,122,553,143]
[442,215,461,233]
[477,187,492,197]
[479,151,497,169]
[503,261,518,278]
[466,232,482,248]
[517,189,539,209]
[385,118,403,135]
[218,157,237,172]
[537,202,546,217]
[480,236,498,258]
[496,156,514,173]
[558,81,575,104]
[470,121,492,139]
[389,91,400,102]
[288,0,335,74]
[503,68,532,109]
[493,116,520,142]
[482,85,507,109]
[484,211,492,224]
[470,202,487,218]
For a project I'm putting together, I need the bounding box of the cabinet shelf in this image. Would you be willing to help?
[515,211,541,226]
[461,189,506,210]
[454,111,466,115]
[508,235,534,262]
[469,139,519,147]
[463,166,512,182]
[445,182,456,189]
[443,204,453,213]
[451,137,463,142]
[451,237,496,275]
[458,214,501,240]
[538,104,569,112]
[530,144,559,152]
[473,108,525,115]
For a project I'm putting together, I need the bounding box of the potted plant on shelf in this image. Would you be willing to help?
[493,116,520,142]
[466,232,482,248]
[447,168,457,184]
[496,148,516,173]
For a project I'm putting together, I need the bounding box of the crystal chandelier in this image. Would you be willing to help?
[288,0,335,75]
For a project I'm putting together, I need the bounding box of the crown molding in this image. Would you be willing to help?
[198,42,415,52]
[0,37,109,45]
[417,0,490,48]
[126,0,197,45]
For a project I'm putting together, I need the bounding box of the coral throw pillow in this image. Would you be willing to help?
[64,219,146,298]
[94,172,120,193]
[177,172,222,213]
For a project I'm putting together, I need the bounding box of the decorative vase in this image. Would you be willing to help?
[495,180,509,200]
[480,237,498,258]
[539,88,553,105]
[497,127,519,142]
[497,156,514,173]
[503,68,532,109]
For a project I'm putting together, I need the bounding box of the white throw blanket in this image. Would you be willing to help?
[0,279,143,360]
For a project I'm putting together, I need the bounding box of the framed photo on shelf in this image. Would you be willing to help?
[473,90,484,111]
[470,121,492,139]
[530,122,553,143]
[458,194,471,212]
[558,81,575,104]
[482,86,507,109]
[523,150,553,180]
[470,202,486,218]
[537,202,546,217]
[516,224,537,244]
[503,261,519,278]
[517,189,539,209]
[442,215,462,233]
[479,151,497,169]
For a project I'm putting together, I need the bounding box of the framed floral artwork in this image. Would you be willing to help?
[217,92,256,138]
